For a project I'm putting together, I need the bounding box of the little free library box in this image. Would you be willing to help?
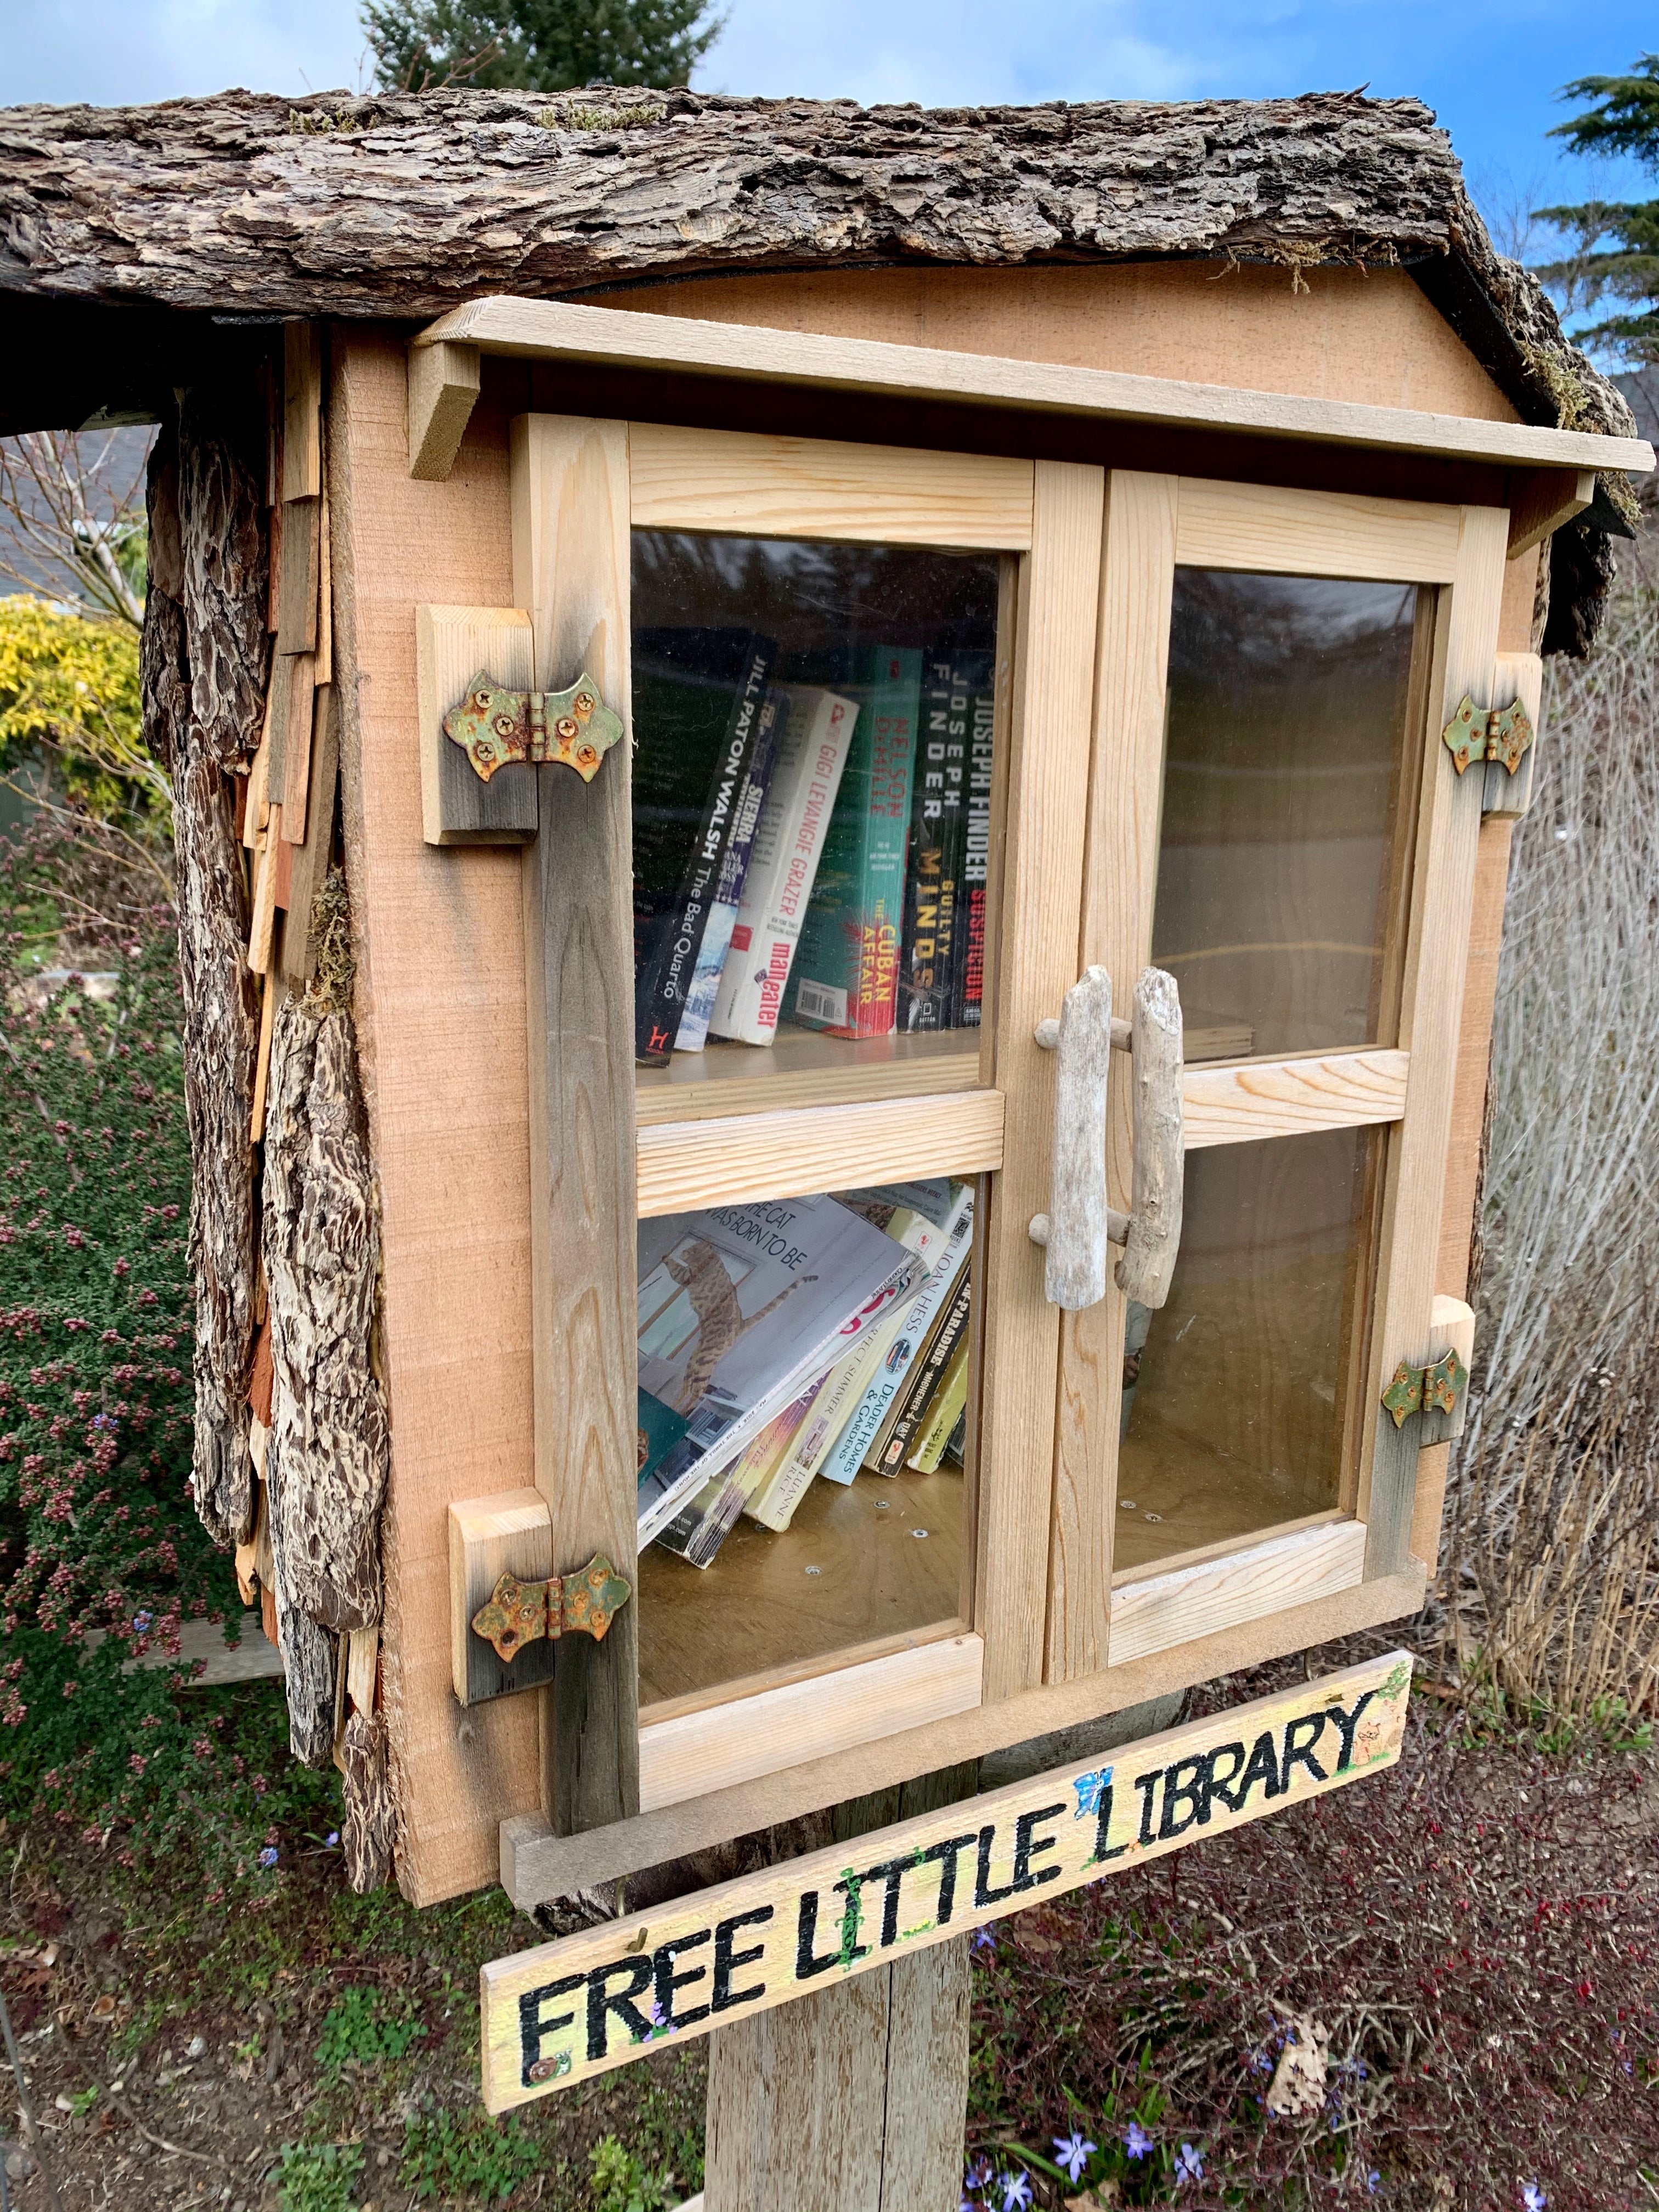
[2,78,1649,2202]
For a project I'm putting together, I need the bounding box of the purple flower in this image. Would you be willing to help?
[963,2159,992,2191]
[257,1846,278,1871]
[131,1610,153,1634]
[1125,2120,1153,2161]
[1367,2175,1381,2197]
[1053,2132,1096,2183]
[973,1925,997,1954]
[1522,2187,1546,2212]
[1176,2143,1205,2185]
[325,1831,339,1848]
[1000,2173,1033,2212]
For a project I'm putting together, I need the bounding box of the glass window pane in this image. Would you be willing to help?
[1115,1126,1379,1575]
[1152,571,1421,1061]
[630,533,1001,1082]
[636,1172,976,1707]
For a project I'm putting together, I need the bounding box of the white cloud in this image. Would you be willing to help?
[2,0,368,108]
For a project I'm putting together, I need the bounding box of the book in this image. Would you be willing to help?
[743,1198,949,1532]
[655,1376,825,1568]
[906,1335,970,1474]
[708,687,860,1047]
[635,1193,917,1545]
[872,1271,972,1474]
[817,1182,975,1486]
[787,646,922,1040]
[955,654,996,1028]
[636,1388,689,1485]
[898,655,970,1032]
[674,687,784,1053]
[945,1408,967,1466]
[632,628,776,1064]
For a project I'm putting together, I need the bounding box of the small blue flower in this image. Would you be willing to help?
[1000,2172,1033,2212]
[132,1610,153,1634]
[1366,2174,1381,2197]
[325,1831,339,1848]
[1053,2132,1096,2183]
[1176,2142,1205,2184]
[92,1413,116,1431]
[1522,2186,1547,2212]
[973,1926,998,1956]
[1125,2120,1153,2161]
[257,1846,278,1871]
[963,2159,992,2191]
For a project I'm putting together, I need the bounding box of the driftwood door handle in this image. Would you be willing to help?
[1028,966,1114,1308]
[1029,964,1184,1312]
[1116,967,1184,1311]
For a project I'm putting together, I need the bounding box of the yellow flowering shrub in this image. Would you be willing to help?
[0,594,163,823]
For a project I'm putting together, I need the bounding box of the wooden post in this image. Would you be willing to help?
[510,415,642,1836]
[702,1766,977,2212]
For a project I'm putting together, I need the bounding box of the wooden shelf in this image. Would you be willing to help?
[637,1462,967,1712]
[635,1022,984,1127]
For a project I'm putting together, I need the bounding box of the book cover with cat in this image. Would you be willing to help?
[635,1194,919,1547]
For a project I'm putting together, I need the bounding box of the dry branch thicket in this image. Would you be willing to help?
[1452,535,1659,1719]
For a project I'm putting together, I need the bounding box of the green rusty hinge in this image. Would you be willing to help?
[443,671,624,785]
[1442,695,1534,778]
[470,1554,632,1666]
[1381,1346,1469,1430]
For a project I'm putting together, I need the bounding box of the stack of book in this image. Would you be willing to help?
[632,633,997,1063]
[640,1181,975,1569]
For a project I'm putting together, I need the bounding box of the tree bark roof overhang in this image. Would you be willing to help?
[0,83,1634,647]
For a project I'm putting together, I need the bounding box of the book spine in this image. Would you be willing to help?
[876,1277,972,1474]
[657,1381,820,1567]
[789,646,921,1040]
[674,689,783,1053]
[944,1407,967,1465]
[635,636,775,1064]
[906,1335,970,1473]
[817,1187,974,1483]
[707,690,858,1046]
[955,665,997,1029]
[898,657,969,1033]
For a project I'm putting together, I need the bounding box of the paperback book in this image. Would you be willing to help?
[955,653,996,1028]
[674,686,784,1053]
[818,1181,975,1485]
[655,1376,826,1567]
[708,687,860,1047]
[898,655,969,1032]
[635,1193,916,1547]
[906,1336,970,1474]
[787,646,922,1040]
[873,1271,972,1474]
[632,627,776,1064]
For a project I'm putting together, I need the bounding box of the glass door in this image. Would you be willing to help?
[1047,474,1511,1683]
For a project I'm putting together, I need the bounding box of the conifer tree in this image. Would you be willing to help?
[362,0,723,95]
[1537,54,1659,362]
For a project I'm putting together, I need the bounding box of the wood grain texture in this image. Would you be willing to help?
[281,684,341,985]
[1036,965,1113,1309]
[433,297,1648,479]
[1362,504,1509,1577]
[1117,966,1184,1309]
[1506,466,1594,556]
[263,961,390,1635]
[1173,478,1463,581]
[278,494,320,654]
[448,1489,557,1707]
[340,1707,397,1894]
[1109,1519,1366,1666]
[636,1088,1003,1217]
[409,338,482,481]
[500,1560,1425,1903]
[284,321,323,501]
[510,413,641,1837]
[1482,649,1544,821]
[414,603,539,844]
[1435,823,1514,1301]
[634,1026,978,1126]
[639,1634,983,1813]
[1047,470,1176,1686]
[331,328,544,1905]
[279,650,317,832]
[1182,1048,1410,1147]
[974,460,1105,1703]
[628,422,1033,548]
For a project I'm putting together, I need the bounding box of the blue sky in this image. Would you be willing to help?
[2,0,1654,258]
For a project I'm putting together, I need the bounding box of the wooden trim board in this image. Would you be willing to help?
[634,1029,979,1126]
[637,1634,984,1813]
[1182,1048,1409,1148]
[500,1564,1425,1903]
[1109,1519,1367,1666]
[628,424,1034,549]
[1172,479,1463,582]
[636,1088,1005,1216]
[417,297,1653,478]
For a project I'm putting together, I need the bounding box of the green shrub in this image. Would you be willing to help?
[0,823,334,1875]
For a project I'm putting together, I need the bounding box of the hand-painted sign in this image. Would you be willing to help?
[479,1651,1410,2112]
